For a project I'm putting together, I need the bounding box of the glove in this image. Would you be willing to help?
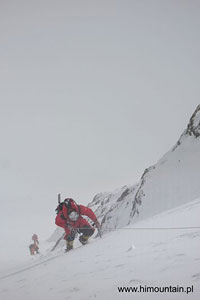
[93,219,100,229]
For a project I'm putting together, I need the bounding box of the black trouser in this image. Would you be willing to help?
[67,225,94,242]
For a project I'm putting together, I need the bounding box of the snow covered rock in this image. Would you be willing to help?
[49,105,200,239]
[89,105,200,233]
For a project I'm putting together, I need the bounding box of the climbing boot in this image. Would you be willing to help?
[65,240,74,252]
[79,235,89,245]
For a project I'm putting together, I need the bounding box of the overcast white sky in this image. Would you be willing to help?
[0,0,200,245]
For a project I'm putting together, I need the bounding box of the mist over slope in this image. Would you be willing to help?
[88,105,200,233]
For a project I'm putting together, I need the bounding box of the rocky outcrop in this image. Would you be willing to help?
[186,104,200,137]
[172,105,200,152]
[89,105,200,234]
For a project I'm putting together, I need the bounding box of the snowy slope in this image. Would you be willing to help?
[1,198,200,300]
[87,105,200,233]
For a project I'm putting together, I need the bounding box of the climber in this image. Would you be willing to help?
[55,198,100,251]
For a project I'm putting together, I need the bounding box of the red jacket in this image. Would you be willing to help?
[55,204,97,230]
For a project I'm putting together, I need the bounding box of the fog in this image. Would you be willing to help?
[0,0,199,257]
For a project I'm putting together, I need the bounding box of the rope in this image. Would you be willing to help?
[62,226,200,231]
[116,226,200,230]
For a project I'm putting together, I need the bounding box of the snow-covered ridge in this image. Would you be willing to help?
[172,104,200,151]
[89,105,200,234]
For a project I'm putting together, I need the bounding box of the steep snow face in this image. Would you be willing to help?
[89,105,200,233]
[1,199,200,300]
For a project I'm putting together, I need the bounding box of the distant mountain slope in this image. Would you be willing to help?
[88,105,200,233]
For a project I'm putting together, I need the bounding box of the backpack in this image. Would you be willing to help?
[55,198,80,215]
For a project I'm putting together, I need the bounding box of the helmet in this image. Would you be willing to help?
[64,198,74,203]
[63,198,79,214]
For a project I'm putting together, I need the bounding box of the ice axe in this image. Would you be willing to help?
[92,221,102,238]
[58,193,61,204]
[97,226,102,238]
[51,193,65,252]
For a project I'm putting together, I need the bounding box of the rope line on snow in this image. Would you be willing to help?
[115,226,200,230]
[57,226,200,232]
[56,226,200,232]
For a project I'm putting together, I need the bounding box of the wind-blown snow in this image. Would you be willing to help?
[0,199,200,299]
